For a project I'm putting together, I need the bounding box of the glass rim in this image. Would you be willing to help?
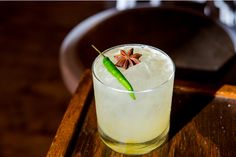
[92,43,175,94]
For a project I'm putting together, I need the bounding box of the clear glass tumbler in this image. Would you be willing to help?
[92,44,175,155]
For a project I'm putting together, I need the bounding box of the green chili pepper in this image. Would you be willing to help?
[92,45,136,100]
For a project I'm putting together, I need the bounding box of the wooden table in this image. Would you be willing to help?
[47,69,236,157]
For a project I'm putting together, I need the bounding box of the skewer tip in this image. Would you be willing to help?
[91,45,105,57]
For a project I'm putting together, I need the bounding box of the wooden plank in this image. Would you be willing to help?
[46,69,92,157]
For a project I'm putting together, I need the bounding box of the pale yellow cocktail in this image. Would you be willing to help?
[92,44,175,155]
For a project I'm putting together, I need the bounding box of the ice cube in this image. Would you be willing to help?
[94,45,174,91]
[122,50,173,91]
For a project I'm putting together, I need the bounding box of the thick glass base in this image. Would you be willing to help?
[99,126,169,155]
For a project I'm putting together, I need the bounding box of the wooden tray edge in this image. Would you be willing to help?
[46,69,236,157]
[47,69,92,157]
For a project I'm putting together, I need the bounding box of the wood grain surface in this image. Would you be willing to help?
[47,70,236,157]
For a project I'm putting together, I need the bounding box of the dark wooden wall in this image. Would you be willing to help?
[0,2,114,157]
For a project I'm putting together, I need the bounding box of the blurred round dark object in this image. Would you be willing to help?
[60,6,235,93]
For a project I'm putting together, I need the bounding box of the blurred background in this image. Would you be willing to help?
[0,2,115,157]
[0,1,235,157]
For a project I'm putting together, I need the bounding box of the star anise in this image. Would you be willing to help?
[114,48,142,69]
